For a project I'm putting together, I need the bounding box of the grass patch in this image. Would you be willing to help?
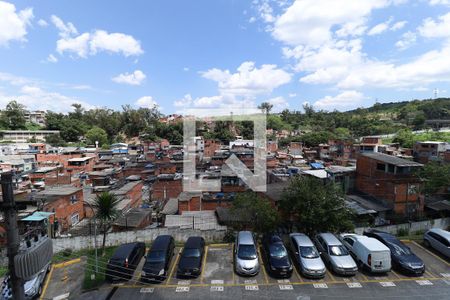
[82,246,117,290]
[0,266,8,277]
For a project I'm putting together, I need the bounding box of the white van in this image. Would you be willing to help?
[340,233,391,273]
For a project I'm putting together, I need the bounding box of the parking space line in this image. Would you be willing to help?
[39,265,54,300]
[412,241,450,266]
[258,247,269,284]
[293,266,303,282]
[326,270,336,282]
[200,246,209,284]
[391,270,401,279]
[166,247,183,285]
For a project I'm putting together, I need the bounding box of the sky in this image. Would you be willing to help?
[1,0,450,114]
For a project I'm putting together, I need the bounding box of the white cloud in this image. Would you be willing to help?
[0,1,33,46]
[429,0,450,6]
[51,15,143,58]
[183,67,189,72]
[418,12,450,38]
[51,15,78,38]
[367,18,392,36]
[267,96,289,112]
[56,32,90,58]
[272,0,392,46]
[0,84,93,113]
[288,93,297,98]
[112,70,146,85]
[314,90,365,110]
[395,31,416,50]
[391,20,407,31]
[47,54,58,63]
[201,61,291,97]
[135,96,158,109]
[89,30,144,57]
[37,19,48,27]
[174,94,193,107]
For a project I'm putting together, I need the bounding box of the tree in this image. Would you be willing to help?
[45,133,67,147]
[417,162,450,194]
[230,192,280,234]
[392,129,415,148]
[258,102,273,115]
[92,192,121,254]
[85,126,108,146]
[1,100,27,129]
[279,176,354,235]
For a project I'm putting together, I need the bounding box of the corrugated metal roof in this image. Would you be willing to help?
[361,152,423,167]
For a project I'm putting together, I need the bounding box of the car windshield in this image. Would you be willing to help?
[300,246,320,258]
[183,248,201,258]
[388,242,411,256]
[238,244,257,260]
[147,251,165,263]
[329,245,349,256]
[269,244,287,258]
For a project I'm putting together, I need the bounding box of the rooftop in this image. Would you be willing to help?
[113,208,152,228]
[35,185,81,197]
[361,152,423,167]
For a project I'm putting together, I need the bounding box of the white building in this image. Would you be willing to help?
[0,130,60,143]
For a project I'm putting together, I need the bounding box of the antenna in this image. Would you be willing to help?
[434,88,438,99]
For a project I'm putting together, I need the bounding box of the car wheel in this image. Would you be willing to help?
[38,284,43,296]
[423,239,430,248]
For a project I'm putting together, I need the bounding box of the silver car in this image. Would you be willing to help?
[314,233,358,276]
[424,228,450,258]
[289,233,326,278]
[1,262,51,300]
[234,231,260,276]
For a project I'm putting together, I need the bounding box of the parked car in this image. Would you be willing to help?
[314,233,358,276]
[234,231,260,276]
[106,242,146,282]
[177,236,205,278]
[339,233,391,273]
[261,233,293,278]
[423,228,450,258]
[289,233,326,278]
[363,229,425,275]
[1,262,51,300]
[141,235,175,282]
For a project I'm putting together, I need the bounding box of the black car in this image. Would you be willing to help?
[261,233,293,278]
[177,237,205,278]
[106,242,146,282]
[141,235,175,283]
[363,230,425,275]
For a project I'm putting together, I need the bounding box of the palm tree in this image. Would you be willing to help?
[258,102,273,115]
[92,192,121,254]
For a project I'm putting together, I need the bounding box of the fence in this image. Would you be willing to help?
[354,217,450,235]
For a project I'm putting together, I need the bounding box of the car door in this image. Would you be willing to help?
[290,238,299,265]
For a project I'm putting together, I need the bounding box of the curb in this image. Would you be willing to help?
[208,243,231,248]
[54,258,82,269]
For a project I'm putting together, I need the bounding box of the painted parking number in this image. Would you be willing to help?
[279,284,293,290]
[140,288,154,293]
[176,286,190,292]
[245,285,259,291]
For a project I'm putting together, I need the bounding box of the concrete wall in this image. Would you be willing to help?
[52,227,226,253]
[354,217,450,235]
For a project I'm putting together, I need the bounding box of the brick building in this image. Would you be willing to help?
[34,185,85,232]
[413,141,450,164]
[355,152,424,216]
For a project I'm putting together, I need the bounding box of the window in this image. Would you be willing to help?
[344,237,354,246]
[71,213,79,225]
[70,195,77,204]
[376,163,385,171]
[388,164,395,173]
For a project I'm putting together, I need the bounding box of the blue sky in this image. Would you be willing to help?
[1,0,450,114]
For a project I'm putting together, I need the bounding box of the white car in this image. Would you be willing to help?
[424,228,450,258]
[1,262,51,300]
[340,233,391,273]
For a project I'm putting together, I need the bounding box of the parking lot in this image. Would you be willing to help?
[76,240,450,300]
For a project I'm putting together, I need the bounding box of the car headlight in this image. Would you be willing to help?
[25,285,37,296]
[141,271,146,276]
[158,269,165,276]
[288,265,293,270]
[193,268,199,272]
[270,266,276,270]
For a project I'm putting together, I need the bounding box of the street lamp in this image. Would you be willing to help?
[84,201,98,274]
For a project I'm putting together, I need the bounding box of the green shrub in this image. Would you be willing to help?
[397,228,409,237]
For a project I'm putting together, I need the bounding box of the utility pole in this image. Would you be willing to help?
[0,172,25,300]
